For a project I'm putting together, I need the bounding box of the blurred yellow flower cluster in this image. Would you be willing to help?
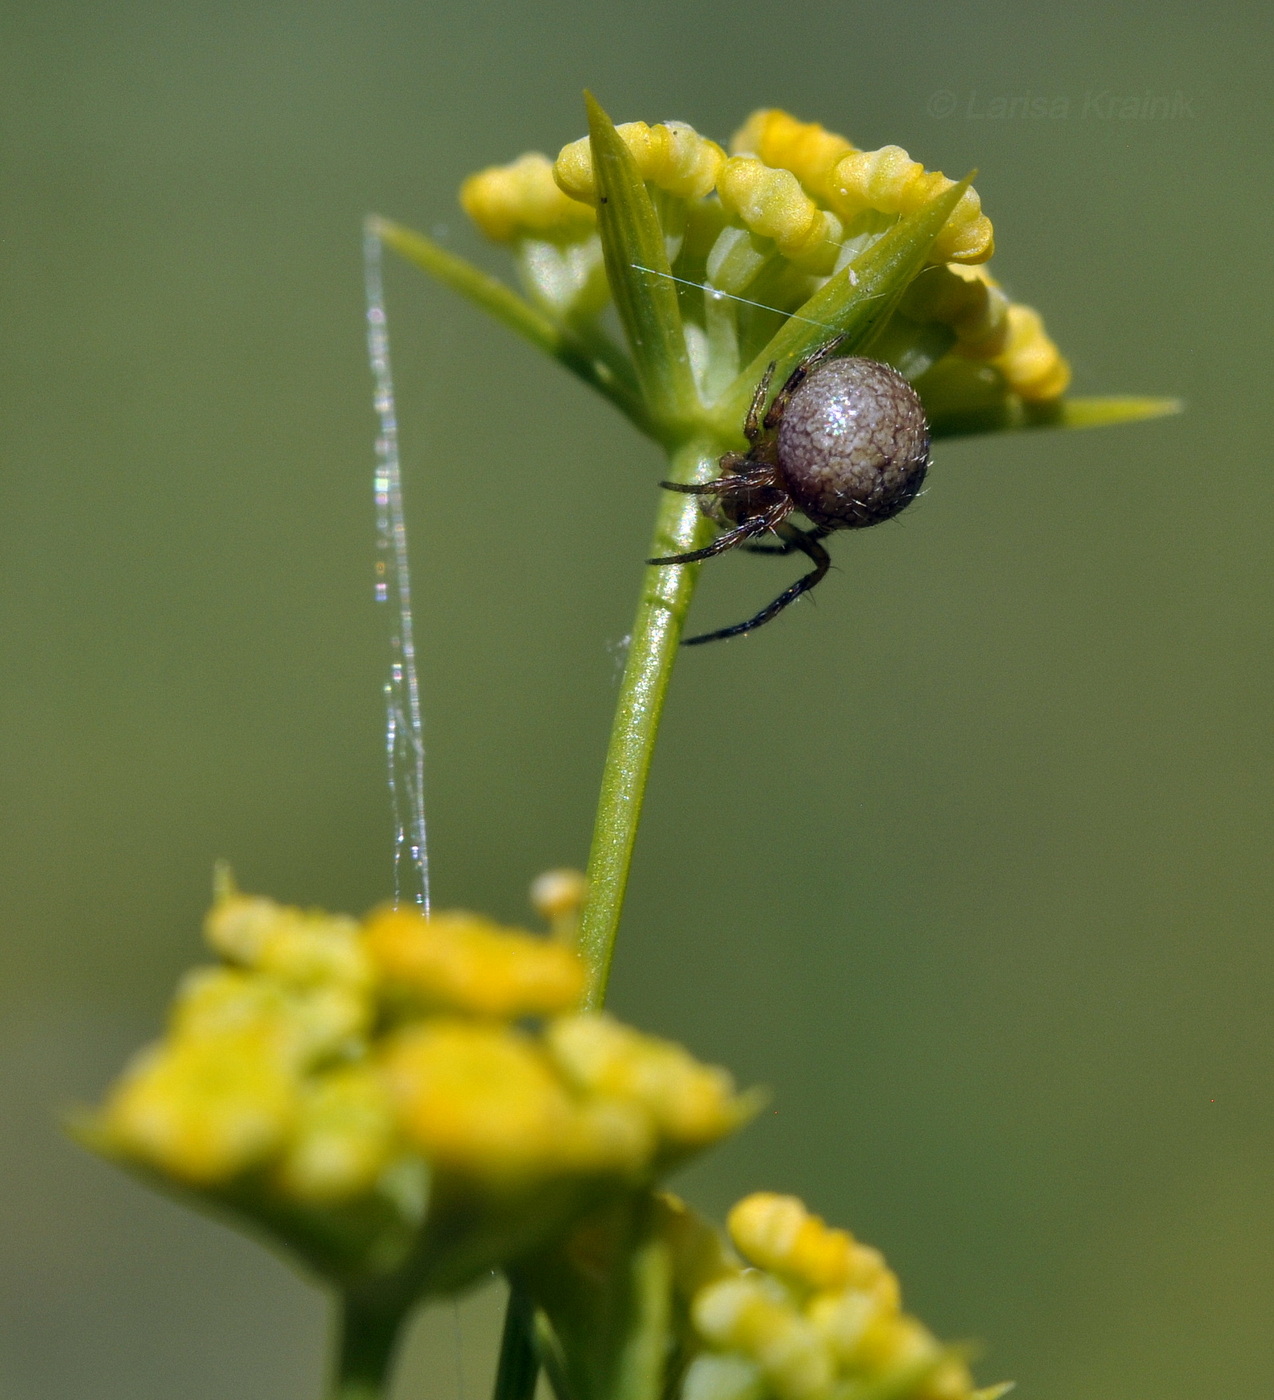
[82,877,753,1286]
[459,108,1066,408]
[680,1193,1002,1400]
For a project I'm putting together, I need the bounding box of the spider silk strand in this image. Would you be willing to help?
[364,221,430,912]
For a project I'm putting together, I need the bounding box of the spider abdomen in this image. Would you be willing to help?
[776,356,930,529]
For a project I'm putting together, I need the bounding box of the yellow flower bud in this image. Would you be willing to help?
[546,1013,749,1147]
[101,1028,296,1186]
[205,890,370,990]
[829,148,994,264]
[729,110,857,205]
[173,966,369,1066]
[901,264,1011,358]
[806,1289,881,1361]
[728,1193,864,1292]
[363,906,585,1019]
[554,121,725,205]
[460,152,597,243]
[851,1312,940,1374]
[715,158,842,272]
[384,1019,572,1182]
[693,1276,835,1400]
[918,1357,978,1400]
[382,1019,645,1186]
[529,867,588,942]
[990,303,1072,401]
[171,966,287,1041]
[274,1065,398,1204]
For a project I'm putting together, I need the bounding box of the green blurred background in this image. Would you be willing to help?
[1,1,1270,1396]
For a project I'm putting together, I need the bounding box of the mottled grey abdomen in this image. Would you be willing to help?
[776,356,931,529]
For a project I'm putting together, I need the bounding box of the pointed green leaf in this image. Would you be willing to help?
[584,93,699,434]
[716,176,976,433]
[372,215,652,434]
[929,393,1182,440]
[971,1383,1016,1400]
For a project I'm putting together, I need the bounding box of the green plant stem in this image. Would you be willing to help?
[578,436,723,1008]
[327,1293,409,1400]
[493,1284,541,1400]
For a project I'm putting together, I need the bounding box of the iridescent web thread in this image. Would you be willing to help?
[364,222,430,911]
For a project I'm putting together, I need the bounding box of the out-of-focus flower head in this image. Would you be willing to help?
[679,1193,1011,1400]
[514,1190,1008,1400]
[77,874,755,1297]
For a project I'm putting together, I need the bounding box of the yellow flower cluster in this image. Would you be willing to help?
[89,881,752,1212]
[730,110,992,265]
[458,108,1068,408]
[683,1193,992,1400]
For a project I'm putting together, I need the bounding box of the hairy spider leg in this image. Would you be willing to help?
[656,457,777,497]
[761,334,847,432]
[647,499,791,566]
[682,522,832,646]
[743,362,777,444]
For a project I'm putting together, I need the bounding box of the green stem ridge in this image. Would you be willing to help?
[578,437,723,1008]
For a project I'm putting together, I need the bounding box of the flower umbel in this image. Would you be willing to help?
[379,101,1176,444]
[78,875,754,1296]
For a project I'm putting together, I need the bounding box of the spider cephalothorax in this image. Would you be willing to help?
[651,341,931,645]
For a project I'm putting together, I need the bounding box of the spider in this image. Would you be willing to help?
[650,338,932,645]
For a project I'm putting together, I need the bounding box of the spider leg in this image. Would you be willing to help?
[741,523,833,555]
[657,452,762,496]
[743,362,776,444]
[762,334,848,432]
[647,510,780,566]
[682,522,832,645]
[658,468,778,500]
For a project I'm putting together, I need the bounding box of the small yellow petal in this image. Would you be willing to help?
[172,967,369,1067]
[851,1313,940,1373]
[205,891,368,989]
